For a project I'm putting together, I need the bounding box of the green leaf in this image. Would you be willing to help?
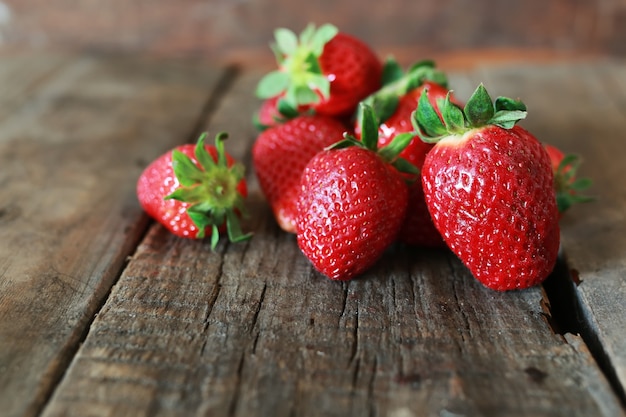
[310,24,338,55]
[165,186,204,203]
[171,150,204,187]
[276,98,299,118]
[407,59,435,73]
[307,72,330,99]
[357,103,379,151]
[226,210,253,243]
[392,157,420,178]
[293,85,320,105]
[256,70,290,99]
[369,95,399,125]
[299,23,316,44]
[571,177,593,192]
[464,84,495,127]
[381,57,405,85]
[326,135,363,151]
[489,110,527,129]
[441,92,465,132]
[414,87,447,138]
[194,132,216,171]
[378,132,414,162]
[274,28,298,55]
[214,131,228,167]
[495,96,527,112]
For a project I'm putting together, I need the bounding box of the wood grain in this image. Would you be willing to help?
[40,71,625,417]
[1,0,625,67]
[0,53,228,417]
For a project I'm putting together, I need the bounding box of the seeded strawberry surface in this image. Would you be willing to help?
[297,146,408,280]
[422,125,560,290]
[315,33,383,116]
[253,114,348,233]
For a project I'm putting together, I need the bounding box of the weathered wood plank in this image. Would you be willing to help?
[42,70,625,417]
[476,60,626,401]
[0,53,227,417]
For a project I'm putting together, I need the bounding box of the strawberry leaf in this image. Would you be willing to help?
[310,24,338,54]
[274,28,299,55]
[392,157,420,179]
[357,102,379,151]
[464,83,495,127]
[413,87,447,140]
[379,132,414,161]
[489,110,527,129]
[171,150,204,187]
[165,132,251,246]
[226,210,254,243]
[194,132,217,171]
[441,92,465,132]
[256,71,290,99]
[381,57,405,86]
[495,96,527,112]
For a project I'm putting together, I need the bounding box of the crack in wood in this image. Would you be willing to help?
[227,352,246,417]
[367,356,378,417]
[543,257,626,408]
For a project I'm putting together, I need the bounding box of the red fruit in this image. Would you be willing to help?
[378,82,453,167]
[136,132,251,248]
[254,95,285,130]
[355,62,458,247]
[543,143,593,216]
[415,84,560,291]
[253,114,348,233]
[378,82,459,248]
[255,23,382,118]
[296,104,413,281]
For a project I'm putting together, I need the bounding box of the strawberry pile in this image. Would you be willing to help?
[251,23,592,291]
[135,23,591,292]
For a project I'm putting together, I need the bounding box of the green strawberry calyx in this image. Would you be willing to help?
[328,102,419,179]
[255,23,339,113]
[165,132,252,249]
[362,58,449,125]
[553,153,594,213]
[413,83,528,143]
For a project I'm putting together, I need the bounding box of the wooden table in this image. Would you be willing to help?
[1,51,625,417]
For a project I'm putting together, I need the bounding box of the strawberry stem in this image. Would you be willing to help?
[413,83,528,143]
[328,103,419,178]
[255,23,338,110]
[165,132,251,248]
[361,59,448,125]
[553,153,594,213]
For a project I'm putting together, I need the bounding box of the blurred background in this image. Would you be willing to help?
[0,0,625,69]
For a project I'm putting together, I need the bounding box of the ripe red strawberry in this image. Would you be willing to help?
[253,114,348,233]
[296,104,415,281]
[543,143,593,216]
[136,132,251,248]
[353,61,459,248]
[414,84,560,291]
[255,23,383,118]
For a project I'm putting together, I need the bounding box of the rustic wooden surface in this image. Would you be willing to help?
[1,0,625,67]
[1,51,626,417]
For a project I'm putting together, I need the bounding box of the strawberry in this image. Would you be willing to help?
[255,23,383,118]
[357,61,459,248]
[253,93,302,131]
[136,132,251,248]
[543,143,593,216]
[252,114,348,233]
[413,84,560,291]
[296,104,415,281]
